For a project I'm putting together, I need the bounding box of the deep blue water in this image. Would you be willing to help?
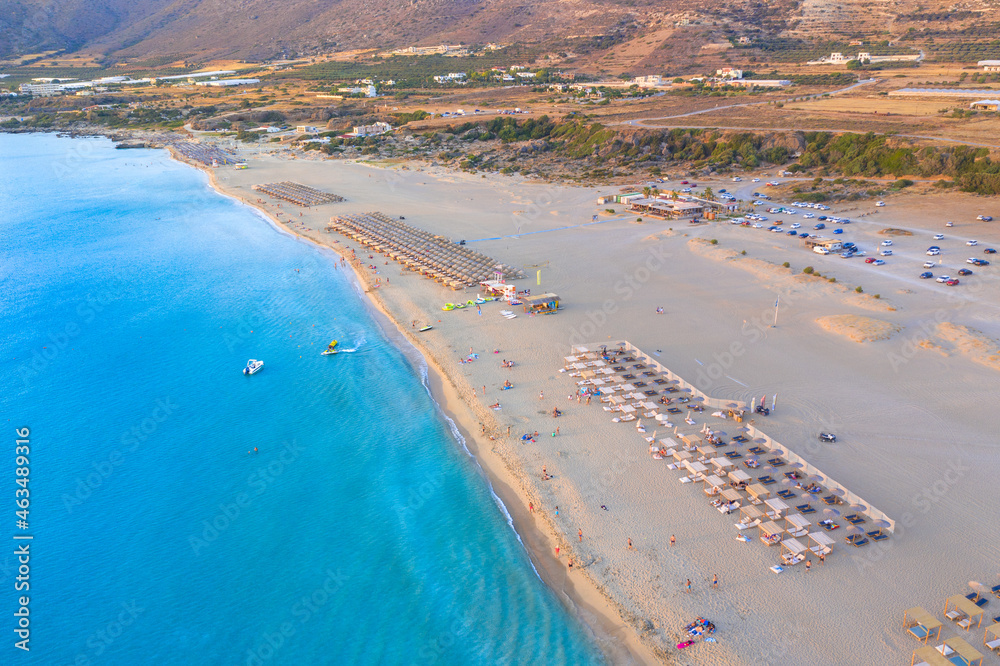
[0,134,603,665]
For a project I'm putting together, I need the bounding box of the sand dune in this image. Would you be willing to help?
[816,314,901,342]
[931,322,1000,372]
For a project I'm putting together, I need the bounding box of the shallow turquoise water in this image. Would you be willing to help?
[0,134,604,665]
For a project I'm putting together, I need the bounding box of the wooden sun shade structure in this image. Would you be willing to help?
[911,636,983,666]
[903,606,942,643]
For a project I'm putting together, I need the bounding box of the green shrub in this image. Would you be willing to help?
[855,286,863,293]
[710,239,719,245]
[782,262,790,268]
[803,266,814,274]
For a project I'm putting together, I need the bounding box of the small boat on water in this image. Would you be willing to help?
[243,359,264,375]
[321,340,338,355]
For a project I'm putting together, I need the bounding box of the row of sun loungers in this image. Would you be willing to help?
[251,181,345,206]
[328,212,524,288]
[169,140,237,165]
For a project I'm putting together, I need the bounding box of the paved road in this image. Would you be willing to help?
[617,79,878,126]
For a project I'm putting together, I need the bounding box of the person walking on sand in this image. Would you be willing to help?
[819,552,825,565]
[555,545,560,556]
[712,574,719,589]
[805,559,812,573]
[578,529,583,541]
[539,391,544,400]
[627,538,633,550]
[529,502,534,512]
[670,535,676,547]
[568,560,573,570]
[686,579,692,593]
[555,506,559,516]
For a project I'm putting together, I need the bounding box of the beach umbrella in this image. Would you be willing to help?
[823,508,841,518]
[831,488,846,497]
[969,582,987,600]
[715,430,729,438]
[846,526,864,535]
[872,519,891,529]
[849,503,867,513]
[781,478,796,487]
[753,438,767,444]
[770,448,785,457]
[808,474,825,483]
[789,462,804,469]
[727,402,739,408]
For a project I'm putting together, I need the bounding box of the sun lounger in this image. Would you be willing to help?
[957,617,974,629]
[643,390,658,397]
[867,529,889,541]
[733,435,747,443]
[845,534,868,547]
[907,625,932,640]
[993,584,1000,594]
[986,638,1000,652]
[845,514,865,525]
[777,490,795,499]
[748,446,765,455]
[819,520,840,531]
[823,495,838,505]
[667,407,681,414]
[725,451,743,459]
[965,593,989,608]
[735,518,762,530]
[758,475,776,485]
[767,458,786,467]
[796,503,814,513]
[781,553,804,566]
[665,386,679,393]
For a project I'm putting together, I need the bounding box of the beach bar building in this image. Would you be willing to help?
[903,607,942,643]
[522,293,560,314]
[804,237,843,251]
[628,197,704,219]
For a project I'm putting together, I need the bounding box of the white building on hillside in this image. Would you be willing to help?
[715,68,743,79]
[979,60,1000,72]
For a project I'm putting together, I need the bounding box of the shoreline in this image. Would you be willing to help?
[170,147,659,664]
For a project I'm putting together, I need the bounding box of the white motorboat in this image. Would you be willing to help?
[243,359,264,375]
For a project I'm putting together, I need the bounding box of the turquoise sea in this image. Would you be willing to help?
[0,134,603,665]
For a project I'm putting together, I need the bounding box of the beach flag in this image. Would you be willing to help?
[537,269,541,285]
[772,394,777,412]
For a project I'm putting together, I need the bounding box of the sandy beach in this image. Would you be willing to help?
[179,146,1000,664]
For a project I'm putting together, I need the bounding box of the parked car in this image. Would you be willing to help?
[927,249,941,256]
[840,251,854,258]
[732,177,742,182]
[946,279,960,286]
[790,222,801,229]
[968,258,990,266]
[977,215,993,221]
[919,272,933,279]
[923,261,936,268]
[881,240,893,246]
[865,257,877,264]
[818,216,827,220]
[985,248,997,254]
[946,221,955,227]
[814,223,825,230]
[875,201,886,207]
[752,178,761,183]
[819,433,837,442]
[833,228,843,235]
[880,249,893,256]
[843,242,858,251]
[936,275,951,283]
[873,259,886,265]
[803,213,815,219]
[967,240,978,246]
[799,232,810,238]
[787,229,798,235]
[958,269,973,276]
[933,234,945,240]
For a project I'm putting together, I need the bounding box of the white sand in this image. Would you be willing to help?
[193,149,1000,664]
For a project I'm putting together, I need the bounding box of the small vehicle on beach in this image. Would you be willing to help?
[833,228,843,235]
[872,259,886,265]
[977,215,993,221]
[967,240,978,246]
[958,269,973,276]
[876,201,886,207]
[946,279,960,286]
[946,221,955,227]
[243,359,264,375]
[881,240,893,246]
[936,275,951,283]
[819,433,837,442]
[968,258,990,266]
[865,257,877,264]
[985,248,997,254]
[933,234,945,240]
[880,249,892,256]
[924,261,936,268]
[920,272,933,279]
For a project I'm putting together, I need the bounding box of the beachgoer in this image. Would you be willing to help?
[578,529,583,542]
[568,560,573,570]
[627,538,633,550]
[529,502,534,512]
[556,427,560,436]
[670,535,676,547]
[712,574,719,589]
[819,552,825,565]
[555,546,560,556]
[686,579,692,593]
[805,560,812,573]
[539,391,544,400]
[555,506,559,515]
